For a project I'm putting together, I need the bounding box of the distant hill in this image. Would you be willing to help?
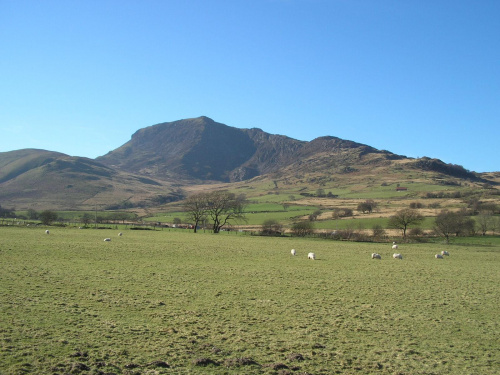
[0,149,67,184]
[0,149,180,211]
[0,117,495,210]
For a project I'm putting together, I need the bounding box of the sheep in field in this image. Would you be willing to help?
[104,238,111,242]
[393,253,403,260]
[441,250,449,256]
[291,249,296,256]
[392,243,398,250]
[371,253,381,259]
[118,232,123,236]
[435,254,443,259]
[45,230,50,234]
[308,252,316,260]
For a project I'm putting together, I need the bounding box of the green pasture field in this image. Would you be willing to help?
[237,181,465,202]
[243,204,318,226]
[266,182,461,201]
[249,193,304,204]
[335,183,461,200]
[143,213,185,223]
[242,211,313,226]
[443,235,500,246]
[144,204,318,226]
[244,203,316,212]
[1,226,499,374]
[313,216,436,231]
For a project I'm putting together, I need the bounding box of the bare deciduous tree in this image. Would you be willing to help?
[477,212,494,236]
[184,191,247,233]
[205,191,247,233]
[388,208,424,239]
[183,193,208,233]
[434,209,476,242]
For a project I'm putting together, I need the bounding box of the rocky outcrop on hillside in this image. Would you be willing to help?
[97,116,396,182]
[408,157,484,182]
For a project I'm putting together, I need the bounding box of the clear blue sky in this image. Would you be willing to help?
[1,0,498,172]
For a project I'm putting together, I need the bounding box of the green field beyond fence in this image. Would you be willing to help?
[1,226,499,374]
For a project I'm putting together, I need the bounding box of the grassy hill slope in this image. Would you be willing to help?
[0,150,181,210]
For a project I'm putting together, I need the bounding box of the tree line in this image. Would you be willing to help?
[0,208,138,226]
[260,206,499,241]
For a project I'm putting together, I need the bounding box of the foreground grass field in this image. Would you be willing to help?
[1,227,499,374]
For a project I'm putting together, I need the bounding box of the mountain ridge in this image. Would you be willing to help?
[96,116,411,182]
[0,116,496,210]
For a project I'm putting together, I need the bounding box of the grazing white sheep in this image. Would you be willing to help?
[441,250,449,256]
[393,253,403,260]
[308,252,316,260]
[104,238,111,242]
[291,249,296,256]
[392,244,398,250]
[45,230,50,234]
[371,253,381,259]
[118,232,123,236]
[435,254,443,259]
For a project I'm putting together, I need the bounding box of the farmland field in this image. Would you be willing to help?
[1,226,499,374]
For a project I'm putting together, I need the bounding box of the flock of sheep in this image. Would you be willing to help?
[45,229,123,242]
[291,249,316,259]
[44,230,451,260]
[291,242,451,260]
[370,242,450,260]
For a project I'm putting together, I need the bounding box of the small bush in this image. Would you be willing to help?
[291,221,314,237]
[261,219,283,236]
[409,202,425,209]
[332,208,353,219]
[39,210,58,225]
[372,225,386,241]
